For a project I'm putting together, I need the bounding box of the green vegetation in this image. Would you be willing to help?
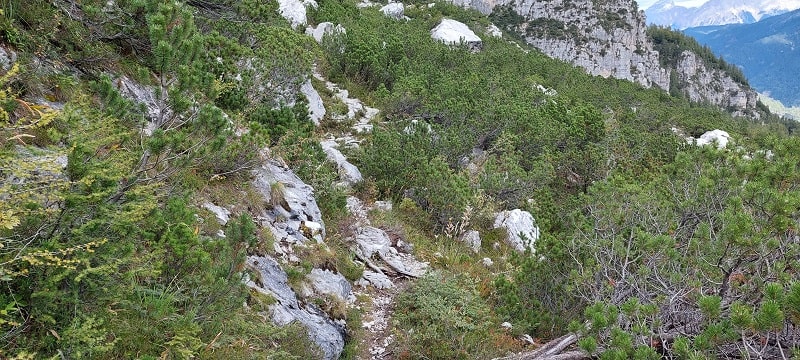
[0,0,326,358]
[3,0,800,358]
[315,1,800,358]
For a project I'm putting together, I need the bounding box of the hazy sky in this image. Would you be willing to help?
[635,0,711,10]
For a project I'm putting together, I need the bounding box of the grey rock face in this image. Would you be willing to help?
[245,256,345,360]
[202,202,231,225]
[450,0,757,116]
[115,76,166,135]
[356,270,394,289]
[517,0,669,90]
[0,45,17,72]
[305,22,346,44]
[354,226,429,278]
[674,51,759,118]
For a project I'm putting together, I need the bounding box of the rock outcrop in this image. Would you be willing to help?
[487,0,669,89]
[674,51,759,118]
[245,256,345,360]
[277,0,318,28]
[301,80,326,125]
[305,22,346,44]
[252,159,326,247]
[320,139,363,186]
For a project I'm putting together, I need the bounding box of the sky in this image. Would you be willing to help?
[635,0,711,10]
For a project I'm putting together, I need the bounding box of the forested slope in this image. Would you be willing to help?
[2,0,800,359]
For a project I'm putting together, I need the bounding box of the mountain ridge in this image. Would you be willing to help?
[684,8,800,107]
[645,0,800,28]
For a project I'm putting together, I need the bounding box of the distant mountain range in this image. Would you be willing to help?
[646,0,800,29]
[684,8,800,106]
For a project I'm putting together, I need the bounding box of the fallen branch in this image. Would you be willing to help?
[492,333,589,360]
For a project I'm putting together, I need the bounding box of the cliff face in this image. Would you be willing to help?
[516,0,670,90]
[675,50,759,117]
[470,0,760,117]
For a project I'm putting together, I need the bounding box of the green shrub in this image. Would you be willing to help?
[395,271,497,359]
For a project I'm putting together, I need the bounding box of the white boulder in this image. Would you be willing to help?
[481,257,494,267]
[695,129,731,149]
[380,2,405,20]
[431,19,482,51]
[486,24,503,38]
[277,0,318,28]
[305,22,346,44]
[493,209,539,253]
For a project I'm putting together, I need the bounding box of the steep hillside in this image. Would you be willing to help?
[2,0,800,359]
[685,9,800,107]
[646,0,800,28]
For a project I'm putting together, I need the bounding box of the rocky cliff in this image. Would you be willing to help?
[674,50,759,117]
[471,0,760,117]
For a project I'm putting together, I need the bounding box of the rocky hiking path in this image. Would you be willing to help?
[306,61,428,357]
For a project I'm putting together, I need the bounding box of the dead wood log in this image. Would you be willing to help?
[492,333,589,360]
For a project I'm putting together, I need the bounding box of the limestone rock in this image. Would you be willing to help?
[354,226,428,278]
[482,257,494,267]
[493,209,539,253]
[252,159,325,244]
[380,2,405,20]
[305,22,346,44]
[449,0,758,117]
[675,51,759,118]
[486,23,503,38]
[431,19,483,51]
[305,268,355,303]
[695,129,731,149]
[356,270,394,289]
[320,140,363,185]
[300,221,324,242]
[245,256,345,360]
[115,76,164,135]
[202,202,231,225]
[277,0,318,28]
[460,230,481,253]
[323,80,378,133]
[301,80,325,126]
[0,45,17,72]
[374,200,393,212]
